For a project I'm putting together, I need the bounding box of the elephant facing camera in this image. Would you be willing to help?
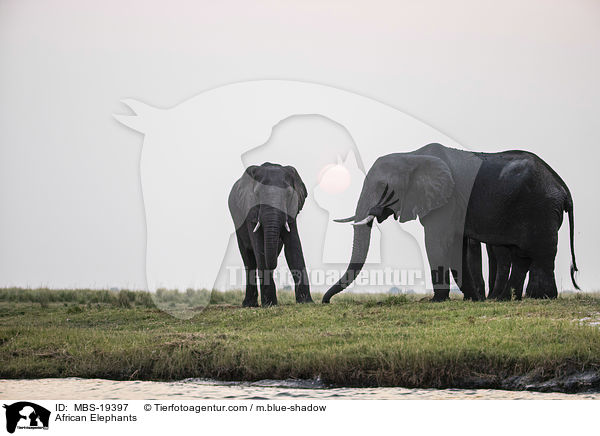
[229,163,313,307]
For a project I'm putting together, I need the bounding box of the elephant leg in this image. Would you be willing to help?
[458,237,476,301]
[489,246,511,300]
[507,252,530,300]
[236,231,259,307]
[526,259,557,299]
[461,238,485,301]
[258,268,278,306]
[472,242,486,301]
[282,222,313,303]
[450,252,473,301]
[486,244,497,299]
[425,230,452,302]
[243,267,259,307]
[526,234,558,299]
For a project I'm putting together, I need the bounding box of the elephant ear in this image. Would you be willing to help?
[400,156,455,221]
[284,166,308,213]
[229,166,261,230]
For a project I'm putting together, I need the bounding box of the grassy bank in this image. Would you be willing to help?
[1,288,600,391]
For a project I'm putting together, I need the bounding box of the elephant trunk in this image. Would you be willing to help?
[322,222,372,303]
[262,206,284,270]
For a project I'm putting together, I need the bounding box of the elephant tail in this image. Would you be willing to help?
[565,197,580,290]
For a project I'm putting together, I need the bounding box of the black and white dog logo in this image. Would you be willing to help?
[3,402,50,434]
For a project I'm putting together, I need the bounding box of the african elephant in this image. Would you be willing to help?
[466,149,582,301]
[323,143,579,303]
[229,163,313,306]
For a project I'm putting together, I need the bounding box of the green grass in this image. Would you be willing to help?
[1,288,600,390]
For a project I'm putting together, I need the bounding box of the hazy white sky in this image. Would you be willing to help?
[0,0,598,290]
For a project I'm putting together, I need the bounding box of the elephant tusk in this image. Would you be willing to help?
[285,221,291,232]
[395,203,403,221]
[334,216,356,223]
[253,221,261,232]
[352,215,375,226]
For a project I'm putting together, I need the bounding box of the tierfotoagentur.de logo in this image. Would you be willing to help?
[3,402,50,434]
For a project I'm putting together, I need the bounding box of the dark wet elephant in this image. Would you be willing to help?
[229,163,313,307]
[466,150,582,301]
[323,143,579,303]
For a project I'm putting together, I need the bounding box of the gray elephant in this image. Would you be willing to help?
[323,143,579,303]
[229,163,312,306]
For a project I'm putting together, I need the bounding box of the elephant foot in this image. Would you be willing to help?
[490,288,512,301]
[463,294,484,302]
[297,296,314,304]
[430,295,449,302]
[242,299,259,308]
[528,291,556,299]
[261,299,278,307]
[295,288,314,303]
[430,290,450,302]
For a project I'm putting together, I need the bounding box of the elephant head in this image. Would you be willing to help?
[231,163,307,270]
[322,153,455,303]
